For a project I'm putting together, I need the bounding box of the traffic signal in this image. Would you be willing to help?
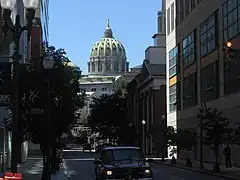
[222,41,234,62]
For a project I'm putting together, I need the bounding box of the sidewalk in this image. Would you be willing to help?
[17,159,67,180]
[17,159,42,180]
[154,158,240,180]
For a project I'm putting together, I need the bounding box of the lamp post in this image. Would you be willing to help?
[161,115,166,161]
[43,54,55,180]
[142,120,146,154]
[199,118,204,169]
[0,0,39,172]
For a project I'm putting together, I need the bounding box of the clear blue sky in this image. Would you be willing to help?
[49,0,162,74]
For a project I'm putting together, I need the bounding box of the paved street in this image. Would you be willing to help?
[62,150,228,180]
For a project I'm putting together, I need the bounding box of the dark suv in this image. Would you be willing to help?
[94,146,153,180]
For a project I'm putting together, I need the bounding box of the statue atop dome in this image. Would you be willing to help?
[104,19,113,38]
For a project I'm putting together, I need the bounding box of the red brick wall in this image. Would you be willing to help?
[31,26,41,59]
[152,86,166,156]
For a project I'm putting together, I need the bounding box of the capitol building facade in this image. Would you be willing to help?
[78,20,129,125]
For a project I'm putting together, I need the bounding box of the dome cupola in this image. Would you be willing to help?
[90,19,126,58]
[88,19,129,75]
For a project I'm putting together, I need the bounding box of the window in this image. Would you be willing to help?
[183,73,197,109]
[101,149,144,165]
[177,83,181,110]
[80,88,86,92]
[224,49,240,95]
[114,61,118,71]
[223,0,240,41]
[169,46,178,77]
[171,3,175,31]
[88,62,90,73]
[167,8,170,35]
[91,88,96,92]
[200,13,216,56]
[169,84,177,112]
[102,88,107,91]
[121,61,126,72]
[182,31,195,68]
[201,62,219,102]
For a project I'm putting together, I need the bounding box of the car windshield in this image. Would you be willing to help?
[102,148,145,164]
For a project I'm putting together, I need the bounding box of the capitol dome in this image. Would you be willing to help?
[88,20,129,75]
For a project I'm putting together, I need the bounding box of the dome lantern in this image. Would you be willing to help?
[104,19,113,38]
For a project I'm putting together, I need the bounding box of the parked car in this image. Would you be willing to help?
[94,146,154,180]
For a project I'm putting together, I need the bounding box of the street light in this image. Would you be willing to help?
[43,55,55,179]
[0,0,39,173]
[199,117,204,169]
[142,120,146,153]
[161,115,166,161]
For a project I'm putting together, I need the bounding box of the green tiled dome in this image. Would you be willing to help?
[90,19,126,58]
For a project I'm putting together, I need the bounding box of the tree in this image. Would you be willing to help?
[88,93,132,145]
[166,127,197,166]
[178,129,197,167]
[233,123,240,145]
[197,103,233,172]
[112,75,128,97]
[5,42,85,178]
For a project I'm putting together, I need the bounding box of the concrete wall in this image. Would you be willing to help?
[79,83,113,95]
[166,0,177,130]
[145,46,166,64]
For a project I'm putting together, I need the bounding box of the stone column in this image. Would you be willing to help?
[144,91,148,154]
[102,59,106,73]
[145,91,149,155]
[140,93,145,152]
[148,88,153,154]
[95,61,98,73]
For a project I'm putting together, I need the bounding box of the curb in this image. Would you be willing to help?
[154,161,239,180]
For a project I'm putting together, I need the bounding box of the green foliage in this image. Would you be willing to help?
[112,76,128,97]
[233,123,240,145]
[197,103,232,164]
[197,103,232,148]
[5,43,85,145]
[167,127,197,156]
[88,93,132,144]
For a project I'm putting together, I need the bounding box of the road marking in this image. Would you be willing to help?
[63,149,96,152]
[64,158,95,161]
[62,159,70,178]
[28,157,42,160]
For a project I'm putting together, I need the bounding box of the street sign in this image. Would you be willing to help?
[30,108,44,115]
